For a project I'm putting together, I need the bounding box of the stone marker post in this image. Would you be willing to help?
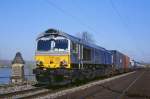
[11,52,25,84]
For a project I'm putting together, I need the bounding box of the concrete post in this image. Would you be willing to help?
[11,52,25,84]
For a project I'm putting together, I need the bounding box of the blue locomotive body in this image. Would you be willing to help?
[70,40,113,68]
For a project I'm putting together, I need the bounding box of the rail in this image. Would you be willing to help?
[0,86,50,99]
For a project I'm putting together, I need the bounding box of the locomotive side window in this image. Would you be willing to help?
[72,42,78,53]
[83,47,91,61]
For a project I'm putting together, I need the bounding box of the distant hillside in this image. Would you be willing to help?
[0,60,35,67]
[0,60,11,67]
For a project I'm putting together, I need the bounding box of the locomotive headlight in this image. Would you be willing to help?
[43,68,47,70]
[36,61,40,65]
[63,60,67,66]
[36,61,43,66]
[60,60,67,66]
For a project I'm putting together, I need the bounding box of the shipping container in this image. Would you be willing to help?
[123,55,130,72]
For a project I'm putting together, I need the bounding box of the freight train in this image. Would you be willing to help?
[33,28,133,85]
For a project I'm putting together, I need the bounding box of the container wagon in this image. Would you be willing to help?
[110,50,126,73]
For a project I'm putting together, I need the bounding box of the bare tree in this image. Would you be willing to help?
[76,32,95,43]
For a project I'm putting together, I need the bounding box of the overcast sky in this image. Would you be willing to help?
[0,0,150,62]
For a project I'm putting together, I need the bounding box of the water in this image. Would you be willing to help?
[0,65,36,84]
[0,68,11,84]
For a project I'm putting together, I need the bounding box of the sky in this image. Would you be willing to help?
[0,0,150,62]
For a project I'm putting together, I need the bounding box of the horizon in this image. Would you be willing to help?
[0,0,150,62]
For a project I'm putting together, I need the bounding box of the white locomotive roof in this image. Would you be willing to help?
[37,28,109,52]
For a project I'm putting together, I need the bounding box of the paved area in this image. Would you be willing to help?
[55,68,150,99]
[123,69,150,99]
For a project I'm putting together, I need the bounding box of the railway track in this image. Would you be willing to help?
[0,70,141,99]
[0,81,38,95]
[0,86,51,99]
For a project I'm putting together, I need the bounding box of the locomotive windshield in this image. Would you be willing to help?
[37,39,68,51]
[54,39,68,50]
[37,40,51,51]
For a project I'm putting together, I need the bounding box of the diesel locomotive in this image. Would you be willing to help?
[33,28,131,85]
